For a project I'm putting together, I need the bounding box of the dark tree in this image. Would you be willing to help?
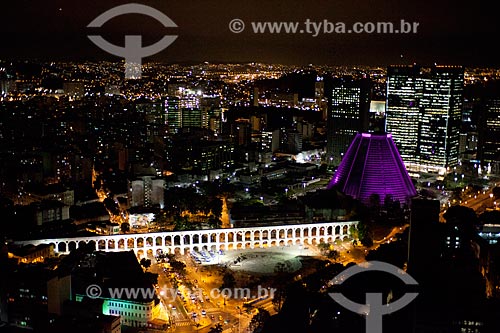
[221,272,236,289]
[144,272,158,285]
[493,186,500,199]
[250,308,271,332]
[208,323,223,333]
[140,258,151,270]
[120,222,130,233]
[170,260,186,272]
[479,210,500,225]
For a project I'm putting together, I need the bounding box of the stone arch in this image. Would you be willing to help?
[227,232,234,242]
[279,229,285,239]
[303,229,309,237]
[173,235,181,246]
[98,240,106,250]
[236,243,243,249]
[78,241,87,249]
[262,230,269,240]
[145,237,153,246]
[245,231,251,241]
[118,239,125,249]
[335,226,341,235]
[137,249,144,259]
[287,240,293,246]
[287,229,293,238]
[156,237,163,246]
[68,241,77,252]
[219,233,226,242]
[192,234,200,244]
[327,226,333,235]
[254,230,260,241]
[164,236,171,246]
[271,230,277,239]
[108,239,115,250]
[319,227,325,236]
[228,244,234,251]
[245,242,252,249]
[279,240,285,247]
[58,242,67,253]
[146,249,154,258]
[136,237,144,248]
[311,227,317,237]
[201,234,208,244]
[174,247,181,255]
[128,238,135,249]
[210,233,217,242]
[343,225,349,235]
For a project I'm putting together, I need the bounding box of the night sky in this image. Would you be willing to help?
[2,0,499,66]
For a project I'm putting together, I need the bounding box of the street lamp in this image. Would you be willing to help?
[236,306,242,333]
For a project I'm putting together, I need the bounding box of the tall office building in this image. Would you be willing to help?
[386,65,464,174]
[480,98,500,170]
[386,66,423,167]
[261,130,280,153]
[181,108,204,128]
[165,97,182,134]
[135,101,166,142]
[128,176,165,208]
[326,77,370,165]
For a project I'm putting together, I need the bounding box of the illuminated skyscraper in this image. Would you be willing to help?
[418,66,463,173]
[386,65,464,174]
[480,98,500,170]
[165,96,182,134]
[386,65,422,166]
[326,77,370,165]
[181,108,203,128]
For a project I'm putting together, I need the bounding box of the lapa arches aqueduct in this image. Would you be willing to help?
[14,221,358,258]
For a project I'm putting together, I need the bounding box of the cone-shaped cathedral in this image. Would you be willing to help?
[327,133,417,205]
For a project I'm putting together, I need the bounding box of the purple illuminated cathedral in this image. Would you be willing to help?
[327,133,417,205]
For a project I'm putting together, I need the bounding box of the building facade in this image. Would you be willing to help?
[386,65,464,174]
[327,77,370,165]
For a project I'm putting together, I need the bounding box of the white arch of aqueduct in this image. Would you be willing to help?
[15,221,359,257]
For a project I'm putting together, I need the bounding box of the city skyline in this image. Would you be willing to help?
[2,0,500,66]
